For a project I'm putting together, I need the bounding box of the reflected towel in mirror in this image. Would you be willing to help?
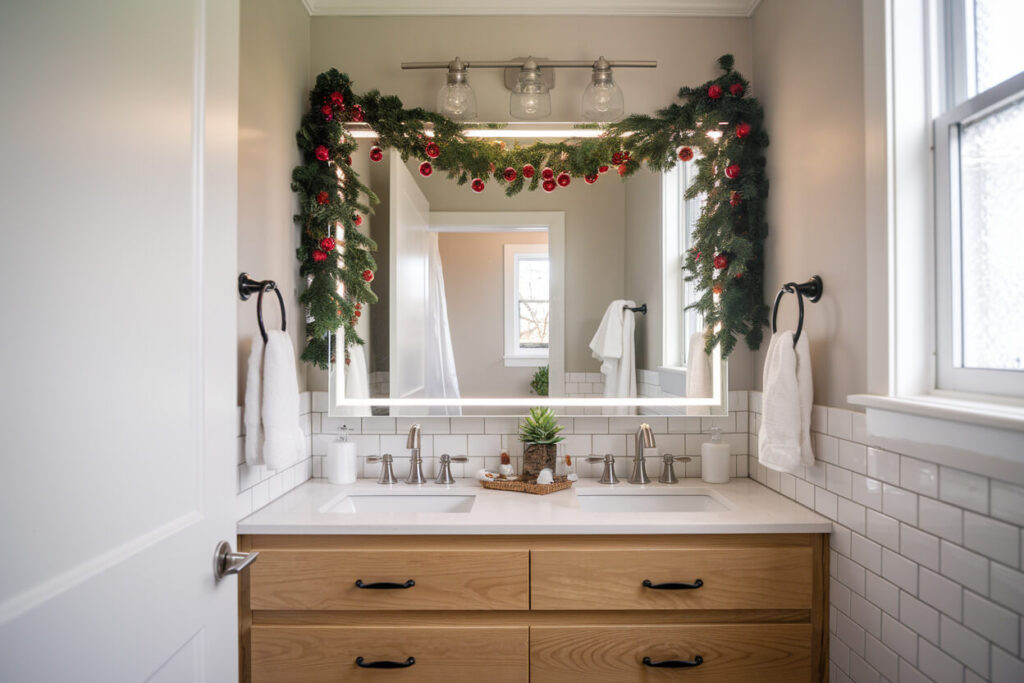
[589,299,637,415]
[685,332,713,416]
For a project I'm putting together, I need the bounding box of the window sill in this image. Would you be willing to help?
[503,356,548,368]
[848,393,1024,486]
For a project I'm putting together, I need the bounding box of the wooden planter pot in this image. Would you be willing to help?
[522,443,558,481]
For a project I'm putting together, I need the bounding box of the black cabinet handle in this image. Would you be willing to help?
[642,578,704,590]
[355,579,415,589]
[643,656,704,668]
[355,656,416,669]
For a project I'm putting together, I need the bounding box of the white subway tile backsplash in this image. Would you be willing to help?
[867,447,900,486]
[883,548,919,593]
[941,541,990,595]
[851,474,883,512]
[882,484,918,525]
[866,510,901,551]
[827,464,853,499]
[900,525,940,571]
[900,592,940,644]
[940,466,990,515]
[920,567,964,620]
[991,481,1024,527]
[838,440,868,475]
[882,613,919,664]
[918,638,965,683]
[964,511,1021,568]
[827,407,854,440]
[866,571,900,617]
[864,633,899,682]
[993,646,1024,682]
[990,564,1024,615]
[964,590,1019,654]
[941,615,990,678]
[919,497,964,544]
[900,456,939,498]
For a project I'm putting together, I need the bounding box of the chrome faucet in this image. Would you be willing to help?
[435,453,468,485]
[405,423,427,484]
[630,423,656,485]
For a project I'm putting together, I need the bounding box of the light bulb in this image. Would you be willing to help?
[581,57,624,122]
[510,58,551,120]
[436,57,476,121]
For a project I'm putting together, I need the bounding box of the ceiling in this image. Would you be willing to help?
[301,0,762,17]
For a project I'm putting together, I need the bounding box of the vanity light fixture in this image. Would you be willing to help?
[402,57,656,120]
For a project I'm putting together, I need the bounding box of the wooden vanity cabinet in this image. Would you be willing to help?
[239,534,828,683]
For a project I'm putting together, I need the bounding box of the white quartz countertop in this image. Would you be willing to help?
[237,478,831,535]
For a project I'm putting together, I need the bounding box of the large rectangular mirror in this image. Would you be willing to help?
[330,133,726,417]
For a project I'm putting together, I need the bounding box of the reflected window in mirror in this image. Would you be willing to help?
[504,244,550,367]
[661,160,704,372]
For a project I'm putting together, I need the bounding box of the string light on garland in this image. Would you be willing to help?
[291,54,768,367]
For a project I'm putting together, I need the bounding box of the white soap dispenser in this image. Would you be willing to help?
[326,425,358,484]
[701,427,731,484]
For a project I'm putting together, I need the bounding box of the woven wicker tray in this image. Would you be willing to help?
[480,476,573,495]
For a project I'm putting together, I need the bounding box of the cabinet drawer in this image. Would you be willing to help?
[531,546,812,610]
[531,624,811,682]
[250,549,529,611]
[252,625,528,683]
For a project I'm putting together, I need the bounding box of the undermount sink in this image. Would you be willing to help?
[326,494,477,514]
[576,491,728,513]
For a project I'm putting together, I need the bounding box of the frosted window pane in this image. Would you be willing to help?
[958,96,1024,370]
[974,0,1024,93]
[519,302,549,347]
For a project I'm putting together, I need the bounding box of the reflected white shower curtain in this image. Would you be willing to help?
[425,232,461,416]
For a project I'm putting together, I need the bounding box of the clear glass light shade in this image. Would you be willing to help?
[437,81,476,121]
[510,67,551,120]
[581,78,624,121]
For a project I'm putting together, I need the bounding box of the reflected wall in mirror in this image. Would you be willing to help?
[330,143,725,417]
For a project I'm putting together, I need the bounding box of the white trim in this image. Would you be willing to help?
[849,393,1024,432]
[503,243,551,367]
[303,0,761,17]
[661,164,682,368]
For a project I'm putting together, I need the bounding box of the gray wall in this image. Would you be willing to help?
[624,170,664,371]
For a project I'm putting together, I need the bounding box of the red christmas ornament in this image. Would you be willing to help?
[735,272,743,279]
[622,152,631,162]
[362,269,374,282]
[316,191,330,205]
[712,284,724,295]
[729,83,745,97]
[599,165,609,174]
[353,214,363,226]
[346,156,353,166]
[419,161,433,177]
[320,104,334,121]
[678,146,694,162]
[708,84,723,99]
[369,146,383,162]
[611,152,623,165]
[425,141,440,159]
[522,164,535,178]
[729,191,742,206]
[556,172,571,188]
[584,174,598,184]
[617,164,628,176]
[693,251,702,262]
[345,357,351,365]
[312,249,328,263]
[714,254,728,269]
[314,145,330,161]
[471,178,485,193]
[320,237,336,252]
[355,302,362,310]
[329,91,345,107]
[542,179,557,193]
[503,167,517,182]
[355,309,361,318]
[735,122,751,139]
[541,167,554,181]
[725,164,741,179]
[350,104,364,122]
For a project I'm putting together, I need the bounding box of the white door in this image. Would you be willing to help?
[389,151,431,409]
[0,1,241,681]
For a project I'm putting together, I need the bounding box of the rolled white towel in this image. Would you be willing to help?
[243,333,264,466]
[758,331,814,473]
[261,330,305,471]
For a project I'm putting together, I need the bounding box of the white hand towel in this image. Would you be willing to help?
[686,331,712,417]
[335,343,371,417]
[243,333,264,466]
[758,331,814,473]
[588,300,636,416]
[261,330,305,471]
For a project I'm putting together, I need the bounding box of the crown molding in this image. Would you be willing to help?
[302,0,761,17]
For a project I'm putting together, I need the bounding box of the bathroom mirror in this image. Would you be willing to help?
[329,138,727,417]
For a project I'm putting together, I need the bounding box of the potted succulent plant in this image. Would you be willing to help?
[519,407,565,480]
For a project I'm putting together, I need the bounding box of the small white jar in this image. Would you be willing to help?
[701,427,731,484]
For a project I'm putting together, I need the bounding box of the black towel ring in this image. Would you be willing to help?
[771,275,823,346]
[238,273,287,343]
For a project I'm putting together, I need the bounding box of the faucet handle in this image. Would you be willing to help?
[439,453,468,464]
[663,453,692,463]
[368,453,398,485]
[587,454,619,485]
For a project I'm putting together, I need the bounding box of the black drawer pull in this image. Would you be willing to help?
[643,656,704,668]
[355,656,416,669]
[642,578,704,590]
[355,579,415,589]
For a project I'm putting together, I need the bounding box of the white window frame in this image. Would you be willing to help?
[503,243,550,367]
[661,161,703,370]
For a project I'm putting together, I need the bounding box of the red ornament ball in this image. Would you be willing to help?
[350,105,364,122]
[346,156,353,165]
[678,147,694,162]
[708,84,723,99]
[729,83,745,97]
[354,309,361,318]
[369,146,383,162]
[714,254,728,269]
[355,302,362,310]
[725,164,741,179]
[419,161,433,177]
[735,122,751,139]
[314,145,330,161]
[541,167,554,181]
[735,272,743,279]
[556,172,571,188]
[617,164,628,176]
[729,191,742,207]
[312,249,328,263]
[584,174,598,184]
[599,165,609,174]
[320,237,336,252]
[611,152,623,165]
[542,179,557,193]
[320,104,334,121]
[362,269,374,282]
[425,141,440,159]
[503,167,517,182]
[329,91,345,106]
[316,191,330,205]
[353,214,363,226]
[471,178,485,193]
[522,164,535,179]
[712,284,724,295]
